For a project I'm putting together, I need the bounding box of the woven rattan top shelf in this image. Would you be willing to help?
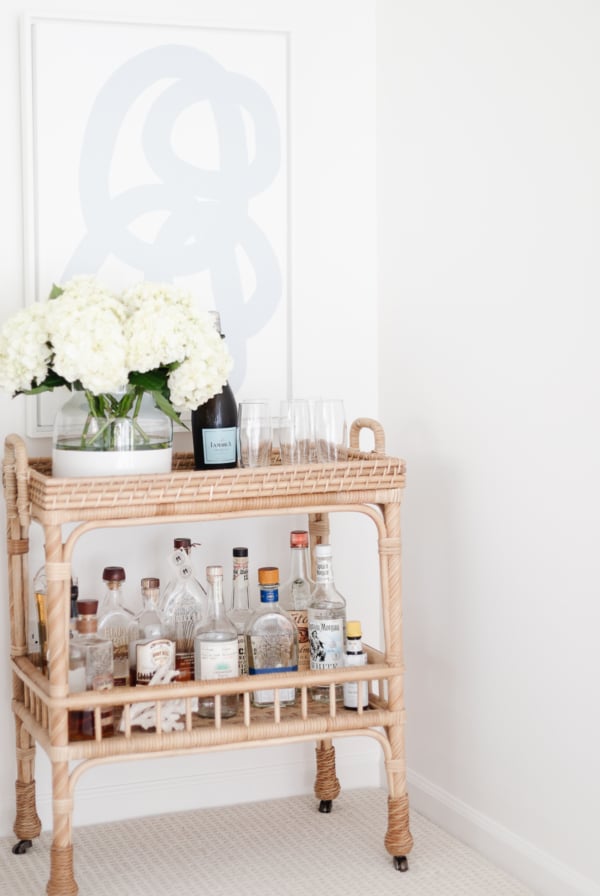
[4,419,405,525]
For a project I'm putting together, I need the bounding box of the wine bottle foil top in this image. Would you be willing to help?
[233,546,248,557]
[102,566,125,582]
[258,566,279,585]
[290,530,309,548]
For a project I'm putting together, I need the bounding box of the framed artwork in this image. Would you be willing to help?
[21,14,290,434]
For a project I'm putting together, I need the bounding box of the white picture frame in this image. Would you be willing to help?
[20,13,290,436]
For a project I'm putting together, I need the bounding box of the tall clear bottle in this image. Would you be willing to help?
[97,566,137,687]
[69,599,114,741]
[194,565,239,719]
[161,537,207,681]
[246,567,298,708]
[129,577,176,685]
[279,530,314,672]
[191,311,238,470]
[228,547,252,676]
[307,544,347,702]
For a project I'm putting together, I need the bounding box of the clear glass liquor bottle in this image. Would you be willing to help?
[228,547,252,676]
[194,565,239,718]
[246,567,298,708]
[279,530,314,672]
[129,577,175,685]
[343,620,369,710]
[69,599,115,741]
[191,312,238,470]
[307,544,347,702]
[161,537,207,681]
[97,566,137,687]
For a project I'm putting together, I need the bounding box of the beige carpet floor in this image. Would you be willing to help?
[0,788,537,896]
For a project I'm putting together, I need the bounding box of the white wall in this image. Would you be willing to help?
[378,1,600,894]
[0,0,380,836]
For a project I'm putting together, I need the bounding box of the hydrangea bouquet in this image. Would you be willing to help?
[0,277,233,449]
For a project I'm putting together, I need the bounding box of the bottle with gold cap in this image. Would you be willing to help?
[343,620,369,711]
[246,567,298,707]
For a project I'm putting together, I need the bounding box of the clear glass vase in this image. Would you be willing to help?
[52,390,173,478]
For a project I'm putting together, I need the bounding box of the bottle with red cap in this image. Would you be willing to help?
[279,530,314,672]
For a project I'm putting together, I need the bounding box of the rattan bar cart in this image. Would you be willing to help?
[3,418,413,895]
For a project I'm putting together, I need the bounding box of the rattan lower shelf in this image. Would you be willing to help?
[3,419,413,895]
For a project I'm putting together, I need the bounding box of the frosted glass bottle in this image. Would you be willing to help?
[194,565,239,718]
[161,537,207,681]
[279,530,314,672]
[307,544,346,702]
[246,567,298,708]
[97,566,137,687]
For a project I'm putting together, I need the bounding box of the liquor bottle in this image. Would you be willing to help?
[70,577,79,633]
[32,565,48,672]
[97,566,137,687]
[194,565,239,718]
[68,599,114,741]
[191,311,238,470]
[279,530,313,672]
[246,567,298,708]
[228,547,252,676]
[161,538,207,681]
[129,577,176,685]
[307,544,347,703]
[343,620,369,711]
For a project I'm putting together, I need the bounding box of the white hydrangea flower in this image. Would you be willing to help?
[0,304,50,393]
[167,317,233,410]
[46,285,129,394]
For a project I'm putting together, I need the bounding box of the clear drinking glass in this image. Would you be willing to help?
[238,400,272,467]
[278,399,311,464]
[314,399,348,462]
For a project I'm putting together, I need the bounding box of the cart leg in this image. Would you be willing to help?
[12,717,42,853]
[384,793,413,871]
[47,762,78,896]
[314,739,341,813]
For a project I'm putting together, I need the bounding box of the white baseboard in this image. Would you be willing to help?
[407,768,600,896]
[28,742,382,832]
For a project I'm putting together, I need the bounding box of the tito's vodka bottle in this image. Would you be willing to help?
[307,544,346,702]
[194,565,239,719]
[279,530,313,672]
[247,567,298,708]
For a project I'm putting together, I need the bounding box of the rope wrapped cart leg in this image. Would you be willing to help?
[314,740,341,813]
[47,844,78,896]
[384,794,414,870]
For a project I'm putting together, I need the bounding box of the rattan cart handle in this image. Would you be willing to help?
[349,418,386,455]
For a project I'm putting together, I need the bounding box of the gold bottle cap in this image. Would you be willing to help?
[346,620,362,638]
[258,566,279,585]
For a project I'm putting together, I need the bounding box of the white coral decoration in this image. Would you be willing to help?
[119,665,193,732]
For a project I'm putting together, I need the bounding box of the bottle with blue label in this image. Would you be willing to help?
[191,311,238,470]
[246,567,298,707]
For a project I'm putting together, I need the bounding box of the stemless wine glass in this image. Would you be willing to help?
[314,399,348,462]
[278,399,311,464]
[238,401,272,467]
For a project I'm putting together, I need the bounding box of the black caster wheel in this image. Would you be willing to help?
[318,799,333,814]
[393,855,409,872]
[12,840,32,855]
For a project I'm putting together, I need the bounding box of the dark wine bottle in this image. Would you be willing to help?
[191,312,238,470]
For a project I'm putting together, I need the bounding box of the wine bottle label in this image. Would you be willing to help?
[307,617,344,671]
[201,427,237,464]
[195,639,238,680]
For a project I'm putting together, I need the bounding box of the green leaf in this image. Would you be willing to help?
[151,390,188,429]
[129,369,169,392]
[48,284,64,300]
